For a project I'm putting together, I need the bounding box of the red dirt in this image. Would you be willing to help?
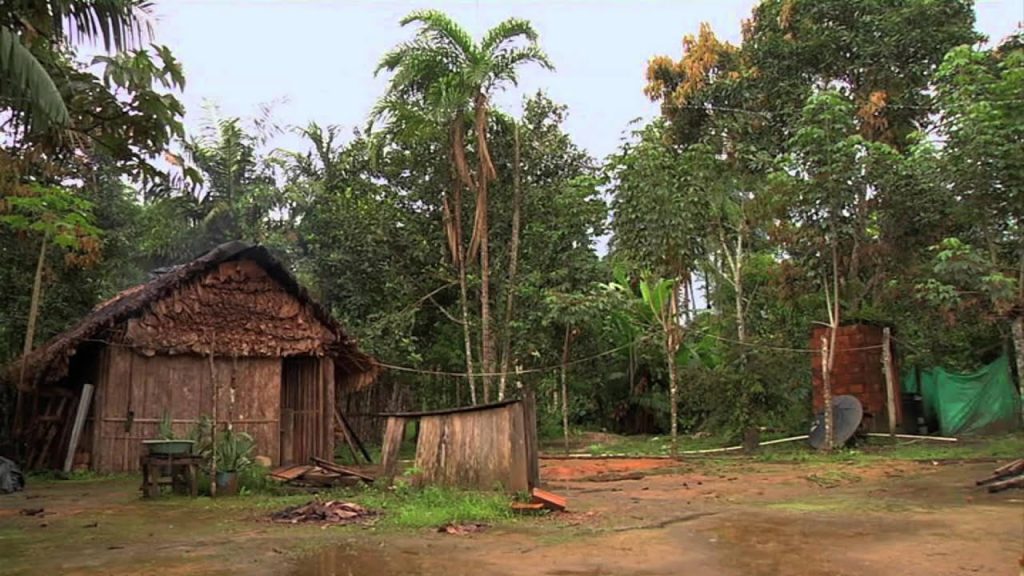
[541,457,674,481]
[2,456,1021,576]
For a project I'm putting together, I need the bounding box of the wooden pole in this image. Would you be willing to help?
[337,408,372,463]
[208,351,217,498]
[380,416,405,485]
[821,334,833,451]
[560,325,572,454]
[63,384,94,473]
[882,327,897,436]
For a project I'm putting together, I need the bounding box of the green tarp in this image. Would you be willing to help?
[901,355,1020,436]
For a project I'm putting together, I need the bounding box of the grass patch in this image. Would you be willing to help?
[356,485,514,528]
[25,470,135,483]
[187,482,515,530]
[750,433,1024,464]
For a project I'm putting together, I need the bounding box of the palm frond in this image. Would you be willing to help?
[0,25,69,129]
[50,0,153,52]
[400,9,475,60]
[480,17,540,53]
[491,45,555,87]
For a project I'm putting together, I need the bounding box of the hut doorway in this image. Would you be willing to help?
[280,357,331,465]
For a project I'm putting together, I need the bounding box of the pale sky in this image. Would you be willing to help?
[148,1,1023,160]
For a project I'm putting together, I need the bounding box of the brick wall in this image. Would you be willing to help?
[810,324,901,432]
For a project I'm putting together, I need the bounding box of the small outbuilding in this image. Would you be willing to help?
[811,324,900,433]
[378,397,539,493]
[8,241,377,472]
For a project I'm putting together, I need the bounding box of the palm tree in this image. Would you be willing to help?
[375,10,552,401]
[370,94,481,404]
[1,0,151,131]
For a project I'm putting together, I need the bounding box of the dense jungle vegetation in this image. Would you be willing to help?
[2,1,1021,445]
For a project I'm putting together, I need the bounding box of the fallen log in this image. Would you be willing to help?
[992,458,1024,477]
[975,459,1024,487]
[986,474,1024,493]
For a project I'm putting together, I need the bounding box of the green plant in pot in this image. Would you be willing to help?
[213,429,254,496]
[142,412,195,456]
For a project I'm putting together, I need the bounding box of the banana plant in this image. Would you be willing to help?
[603,268,684,450]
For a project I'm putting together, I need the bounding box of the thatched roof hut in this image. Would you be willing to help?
[6,241,378,472]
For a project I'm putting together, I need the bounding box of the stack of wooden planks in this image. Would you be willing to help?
[976,459,1024,493]
[269,457,375,488]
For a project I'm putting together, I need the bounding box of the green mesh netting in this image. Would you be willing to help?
[901,355,1020,436]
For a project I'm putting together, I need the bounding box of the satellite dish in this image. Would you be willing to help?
[808,395,864,450]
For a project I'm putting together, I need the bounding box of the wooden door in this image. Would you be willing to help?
[280,357,330,465]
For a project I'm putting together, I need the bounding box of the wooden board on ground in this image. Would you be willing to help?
[510,501,545,512]
[531,487,567,511]
[270,465,314,481]
[310,456,375,483]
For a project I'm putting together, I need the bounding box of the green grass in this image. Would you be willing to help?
[172,481,515,530]
[355,484,514,528]
[749,433,1024,464]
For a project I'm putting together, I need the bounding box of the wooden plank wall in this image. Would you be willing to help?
[338,377,403,448]
[413,402,529,492]
[93,347,281,472]
[280,357,333,465]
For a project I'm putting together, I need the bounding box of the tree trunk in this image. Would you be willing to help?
[448,135,477,405]
[19,233,48,387]
[479,181,494,402]
[820,243,841,452]
[561,325,572,454]
[667,279,681,454]
[734,233,746,345]
[473,96,497,402]
[1011,316,1024,417]
[458,264,477,406]
[498,121,523,402]
[821,334,833,451]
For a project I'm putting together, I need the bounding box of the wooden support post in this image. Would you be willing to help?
[523,387,539,489]
[821,334,833,451]
[379,416,406,485]
[882,327,897,436]
[334,409,360,463]
[63,384,94,473]
[338,409,372,463]
[208,351,218,498]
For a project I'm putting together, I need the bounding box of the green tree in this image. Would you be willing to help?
[0,186,100,386]
[1,0,151,131]
[375,10,553,401]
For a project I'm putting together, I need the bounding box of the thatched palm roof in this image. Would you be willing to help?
[8,241,376,389]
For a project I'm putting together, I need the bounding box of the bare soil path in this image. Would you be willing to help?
[1,455,1020,575]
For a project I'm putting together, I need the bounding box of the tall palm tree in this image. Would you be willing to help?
[1,0,151,131]
[370,93,482,404]
[375,10,552,401]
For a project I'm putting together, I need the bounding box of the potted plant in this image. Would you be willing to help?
[213,429,254,496]
[142,412,195,456]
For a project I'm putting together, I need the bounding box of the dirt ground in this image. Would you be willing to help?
[1,454,1021,576]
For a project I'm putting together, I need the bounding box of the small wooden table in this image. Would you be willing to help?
[140,453,202,498]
